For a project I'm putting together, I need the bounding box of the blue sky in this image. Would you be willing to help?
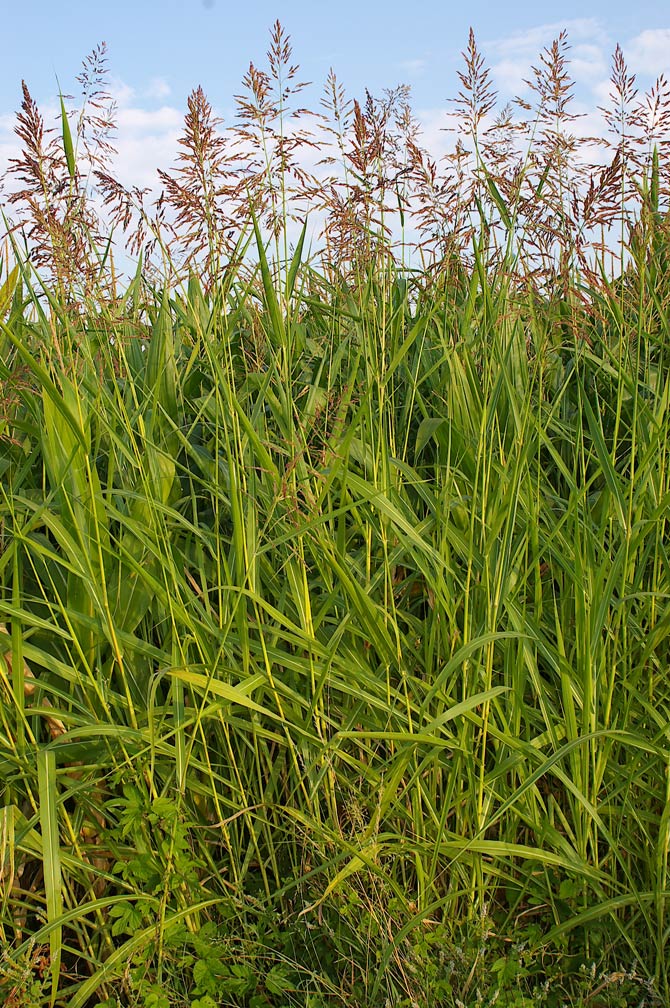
[2,1,669,113]
[1,1,669,204]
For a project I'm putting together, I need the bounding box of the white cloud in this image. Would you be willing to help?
[399,59,427,77]
[626,29,670,79]
[117,105,182,134]
[480,21,670,116]
[484,18,608,59]
[53,74,168,115]
[111,128,181,191]
[108,78,136,108]
[570,45,608,83]
[479,19,612,102]
[1,24,667,274]
[106,100,184,189]
[0,82,185,198]
[591,74,610,99]
[145,78,172,101]
[589,29,670,144]
[491,59,529,97]
[415,108,453,161]
[0,141,16,183]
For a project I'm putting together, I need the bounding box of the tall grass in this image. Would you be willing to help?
[1,23,669,1008]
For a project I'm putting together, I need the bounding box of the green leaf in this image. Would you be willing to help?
[286,217,307,304]
[0,263,19,319]
[59,92,76,182]
[265,966,294,994]
[416,416,446,455]
[37,748,62,1007]
[250,206,285,346]
[485,172,512,231]
[169,668,277,718]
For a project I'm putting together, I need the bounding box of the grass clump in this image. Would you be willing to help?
[1,22,670,1008]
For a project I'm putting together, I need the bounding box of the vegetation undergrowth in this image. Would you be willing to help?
[0,22,669,1008]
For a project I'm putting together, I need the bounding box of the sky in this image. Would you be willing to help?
[1,0,669,241]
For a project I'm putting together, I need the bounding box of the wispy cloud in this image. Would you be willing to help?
[0,82,184,196]
[414,108,452,161]
[481,19,611,100]
[481,19,670,112]
[116,106,182,132]
[490,59,528,97]
[108,78,136,107]
[110,76,174,107]
[112,106,183,189]
[145,77,172,101]
[570,45,608,84]
[484,18,609,59]
[626,29,670,79]
[2,20,668,226]
[399,58,427,78]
